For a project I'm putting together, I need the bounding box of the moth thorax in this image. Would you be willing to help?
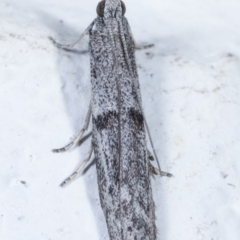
[111,19,119,34]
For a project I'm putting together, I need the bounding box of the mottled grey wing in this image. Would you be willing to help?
[89,17,156,240]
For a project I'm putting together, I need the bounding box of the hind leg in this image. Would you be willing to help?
[61,147,94,187]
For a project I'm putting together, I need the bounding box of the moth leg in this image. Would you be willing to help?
[147,149,154,161]
[144,119,173,178]
[52,103,91,153]
[135,43,154,50]
[148,147,172,176]
[61,147,94,187]
[48,20,96,49]
[150,163,173,177]
[127,23,154,50]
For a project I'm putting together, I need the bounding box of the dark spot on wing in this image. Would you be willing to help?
[93,110,117,131]
[129,108,144,130]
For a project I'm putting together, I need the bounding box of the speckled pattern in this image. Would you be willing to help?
[89,1,156,239]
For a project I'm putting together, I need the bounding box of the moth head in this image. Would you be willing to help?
[97,0,126,18]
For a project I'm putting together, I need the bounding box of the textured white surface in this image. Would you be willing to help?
[1,0,240,239]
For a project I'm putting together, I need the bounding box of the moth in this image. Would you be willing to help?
[50,0,172,239]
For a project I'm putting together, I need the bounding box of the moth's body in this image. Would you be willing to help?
[50,1,171,239]
[90,17,156,239]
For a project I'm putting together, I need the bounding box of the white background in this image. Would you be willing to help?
[1,0,240,239]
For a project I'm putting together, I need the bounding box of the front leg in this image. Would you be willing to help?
[127,23,154,50]
[48,19,96,49]
[135,42,154,50]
